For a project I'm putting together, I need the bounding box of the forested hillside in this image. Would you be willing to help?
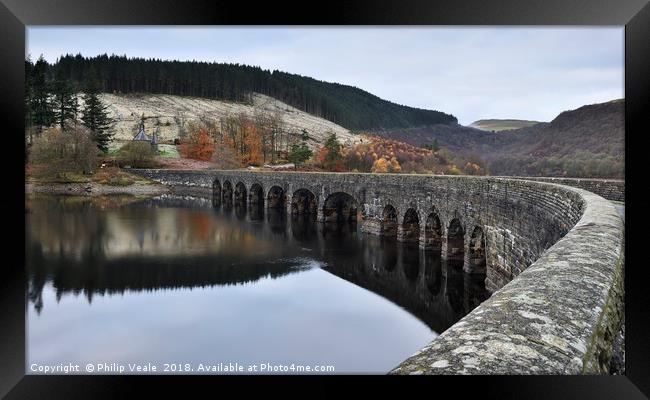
[44,54,457,130]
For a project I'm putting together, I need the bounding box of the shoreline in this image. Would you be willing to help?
[25,182,172,196]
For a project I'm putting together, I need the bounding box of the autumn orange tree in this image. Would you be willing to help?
[179,127,215,161]
[211,134,242,169]
[371,156,401,173]
[241,121,263,166]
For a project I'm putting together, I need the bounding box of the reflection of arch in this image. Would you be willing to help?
[291,215,317,243]
[212,179,221,207]
[291,189,317,219]
[267,186,286,209]
[222,181,233,204]
[266,208,287,233]
[235,182,247,205]
[249,184,264,206]
[424,212,442,251]
[249,204,263,221]
[381,237,398,271]
[468,226,487,274]
[400,208,420,243]
[381,205,398,237]
[322,220,358,239]
[445,259,465,313]
[402,243,420,281]
[447,218,464,260]
[424,252,442,296]
[322,192,358,223]
[234,202,246,219]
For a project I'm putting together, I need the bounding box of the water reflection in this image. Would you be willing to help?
[26,194,489,372]
[320,232,489,333]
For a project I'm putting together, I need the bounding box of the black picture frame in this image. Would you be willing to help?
[1,0,647,397]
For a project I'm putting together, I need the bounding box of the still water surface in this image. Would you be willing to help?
[26,194,488,374]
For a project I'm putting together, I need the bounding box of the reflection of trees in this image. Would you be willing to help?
[27,195,273,260]
[26,195,308,313]
[27,240,311,314]
[26,195,111,262]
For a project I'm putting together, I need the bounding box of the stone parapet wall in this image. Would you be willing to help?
[504,176,625,203]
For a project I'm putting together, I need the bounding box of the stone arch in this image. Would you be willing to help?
[399,208,420,243]
[222,180,233,204]
[267,186,286,209]
[468,226,487,274]
[234,182,247,205]
[381,204,398,237]
[446,218,465,260]
[424,212,443,251]
[291,189,317,218]
[322,192,358,223]
[212,178,221,207]
[249,183,264,206]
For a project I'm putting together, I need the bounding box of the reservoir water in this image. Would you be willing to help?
[26,193,489,374]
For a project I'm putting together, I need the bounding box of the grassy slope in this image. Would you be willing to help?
[469,119,540,132]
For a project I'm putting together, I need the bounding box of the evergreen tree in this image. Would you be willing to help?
[288,131,313,167]
[25,57,35,150]
[81,68,114,152]
[25,57,34,129]
[322,132,343,169]
[30,55,54,132]
[288,143,313,166]
[52,68,77,131]
[431,138,440,152]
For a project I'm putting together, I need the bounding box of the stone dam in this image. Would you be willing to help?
[130,169,625,375]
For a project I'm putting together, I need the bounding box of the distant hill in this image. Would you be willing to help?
[49,54,457,131]
[376,99,624,178]
[487,99,624,177]
[469,119,540,132]
[375,123,506,154]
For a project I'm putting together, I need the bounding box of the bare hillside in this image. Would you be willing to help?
[93,93,362,149]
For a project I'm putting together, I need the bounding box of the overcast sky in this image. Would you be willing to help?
[27,26,624,125]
